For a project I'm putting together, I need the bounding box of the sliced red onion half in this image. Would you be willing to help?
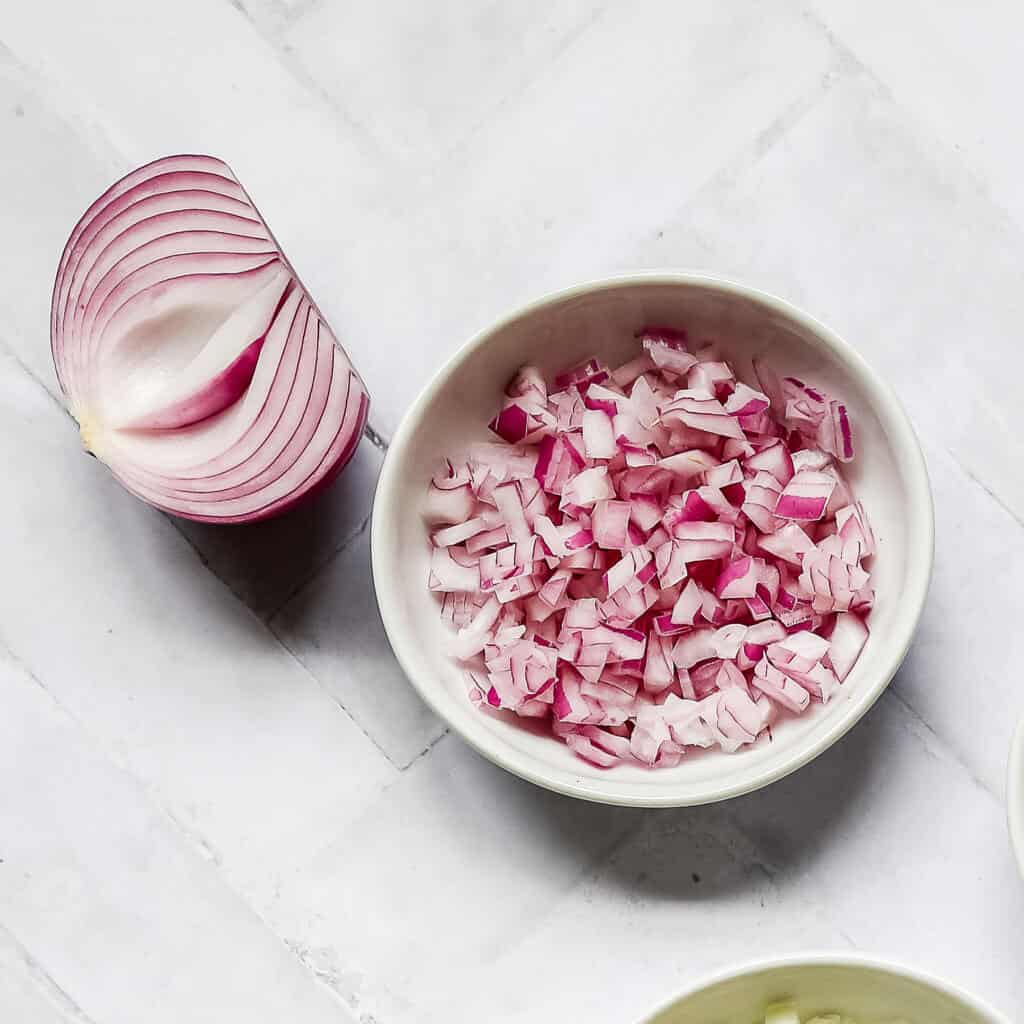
[51,154,368,523]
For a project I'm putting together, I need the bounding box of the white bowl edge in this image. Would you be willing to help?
[636,952,1011,1024]
[372,271,935,807]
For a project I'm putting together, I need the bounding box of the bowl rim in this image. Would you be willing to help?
[371,271,935,807]
[636,951,1011,1023]
[1009,716,1024,878]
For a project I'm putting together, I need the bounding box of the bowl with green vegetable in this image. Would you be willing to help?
[640,955,1008,1024]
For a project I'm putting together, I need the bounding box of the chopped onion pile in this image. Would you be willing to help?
[51,154,368,523]
[427,327,874,769]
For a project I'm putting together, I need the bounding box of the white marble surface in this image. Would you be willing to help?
[1,2,1022,1021]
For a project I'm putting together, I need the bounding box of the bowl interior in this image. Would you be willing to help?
[642,960,1002,1023]
[374,276,932,805]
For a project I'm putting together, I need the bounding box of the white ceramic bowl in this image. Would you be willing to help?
[372,273,934,806]
[639,954,1008,1023]
[1009,716,1024,877]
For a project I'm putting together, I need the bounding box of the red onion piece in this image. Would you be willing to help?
[51,155,368,523]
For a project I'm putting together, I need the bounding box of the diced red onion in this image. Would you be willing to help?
[671,579,703,625]
[426,331,872,768]
[581,408,617,459]
[775,470,836,521]
[641,335,698,377]
[661,390,747,440]
[724,382,770,417]
[752,656,811,713]
[826,611,869,680]
[592,499,632,550]
[560,465,614,507]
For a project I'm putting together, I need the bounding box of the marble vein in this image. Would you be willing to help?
[0,923,97,1024]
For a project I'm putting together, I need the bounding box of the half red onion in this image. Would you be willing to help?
[51,154,368,523]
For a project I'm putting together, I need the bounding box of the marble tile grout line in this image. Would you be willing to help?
[0,327,411,784]
[399,726,452,774]
[942,444,1024,533]
[259,511,373,623]
[2,317,408,778]
[434,2,611,170]
[652,37,854,247]
[799,5,875,83]
[885,687,1001,805]
[801,2,1024,239]
[220,0,384,159]
[0,637,365,1023]
[160,503,410,776]
[263,602,403,770]
[0,921,98,1024]
[0,332,69,422]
